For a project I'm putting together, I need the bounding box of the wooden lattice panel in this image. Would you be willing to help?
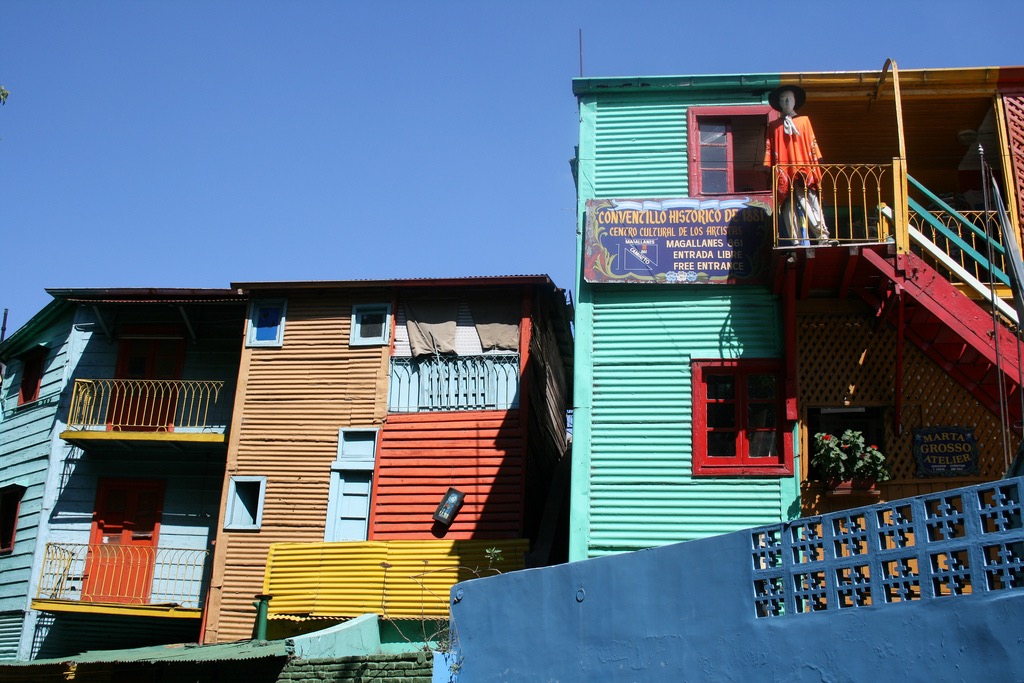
[797,309,1017,515]
[1004,94,1024,248]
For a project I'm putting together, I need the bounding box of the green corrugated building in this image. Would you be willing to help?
[569,64,1024,561]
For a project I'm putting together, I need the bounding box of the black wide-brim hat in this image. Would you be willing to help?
[768,84,807,111]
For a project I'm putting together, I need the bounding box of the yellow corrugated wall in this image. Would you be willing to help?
[263,539,527,619]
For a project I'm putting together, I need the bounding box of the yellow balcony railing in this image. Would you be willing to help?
[771,162,898,247]
[263,539,527,620]
[34,542,209,610]
[65,378,228,433]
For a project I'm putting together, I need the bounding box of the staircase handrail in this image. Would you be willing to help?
[906,174,1010,287]
[880,205,1018,324]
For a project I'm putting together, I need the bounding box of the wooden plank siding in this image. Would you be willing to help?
[0,304,76,660]
[204,292,391,644]
[372,411,524,539]
[22,300,243,659]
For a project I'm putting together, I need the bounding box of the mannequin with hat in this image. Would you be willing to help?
[764,85,829,246]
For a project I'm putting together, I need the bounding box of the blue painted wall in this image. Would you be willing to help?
[0,301,75,660]
[450,477,1024,681]
[0,297,244,660]
[25,300,242,659]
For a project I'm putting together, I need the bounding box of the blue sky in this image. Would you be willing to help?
[2,0,1022,334]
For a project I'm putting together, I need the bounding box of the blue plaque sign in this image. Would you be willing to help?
[583,197,773,284]
[913,426,981,477]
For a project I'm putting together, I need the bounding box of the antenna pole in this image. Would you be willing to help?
[578,29,583,77]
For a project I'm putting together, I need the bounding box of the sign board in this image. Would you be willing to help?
[913,426,980,477]
[583,197,773,284]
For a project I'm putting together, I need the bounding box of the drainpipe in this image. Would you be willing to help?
[253,594,272,641]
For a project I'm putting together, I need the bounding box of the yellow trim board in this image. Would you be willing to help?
[60,430,225,444]
[31,599,202,619]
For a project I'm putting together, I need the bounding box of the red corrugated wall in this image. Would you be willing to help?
[371,410,524,540]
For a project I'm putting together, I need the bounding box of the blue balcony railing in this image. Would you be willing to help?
[388,354,520,412]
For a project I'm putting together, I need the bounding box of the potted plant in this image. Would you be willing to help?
[811,429,891,492]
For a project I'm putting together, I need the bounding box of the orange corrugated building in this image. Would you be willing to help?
[201,276,572,644]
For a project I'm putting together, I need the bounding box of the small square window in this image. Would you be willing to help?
[246,300,287,348]
[350,304,392,346]
[337,428,379,468]
[225,476,267,530]
[1,485,26,554]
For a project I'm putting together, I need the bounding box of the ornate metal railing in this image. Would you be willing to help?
[388,354,520,412]
[906,178,1010,290]
[65,378,228,432]
[35,542,209,609]
[772,163,896,247]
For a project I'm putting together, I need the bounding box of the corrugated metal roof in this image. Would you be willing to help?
[17,638,289,665]
[46,287,246,304]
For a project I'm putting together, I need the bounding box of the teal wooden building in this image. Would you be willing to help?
[0,289,245,660]
[569,64,1024,561]
[0,301,77,659]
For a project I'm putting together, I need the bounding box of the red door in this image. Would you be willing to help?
[108,334,184,431]
[83,479,165,604]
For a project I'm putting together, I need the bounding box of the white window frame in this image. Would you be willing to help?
[324,428,379,542]
[246,299,287,348]
[350,304,392,347]
[224,476,267,530]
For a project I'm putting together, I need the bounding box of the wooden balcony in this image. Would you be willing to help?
[32,542,209,618]
[60,378,230,448]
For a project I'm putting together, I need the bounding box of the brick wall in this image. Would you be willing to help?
[277,652,434,683]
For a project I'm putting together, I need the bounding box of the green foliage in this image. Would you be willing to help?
[0,85,8,106]
[811,430,892,483]
[484,546,503,567]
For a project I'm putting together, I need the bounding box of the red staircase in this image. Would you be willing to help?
[776,245,1023,429]
[858,249,1022,428]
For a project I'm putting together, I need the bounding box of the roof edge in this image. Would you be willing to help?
[46,287,243,301]
[0,299,74,360]
[230,275,559,292]
[573,65,1024,96]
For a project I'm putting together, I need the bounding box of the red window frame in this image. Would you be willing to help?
[17,348,47,406]
[691,359,793,476]
[0,485,26,554]
[687,105,773,197]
